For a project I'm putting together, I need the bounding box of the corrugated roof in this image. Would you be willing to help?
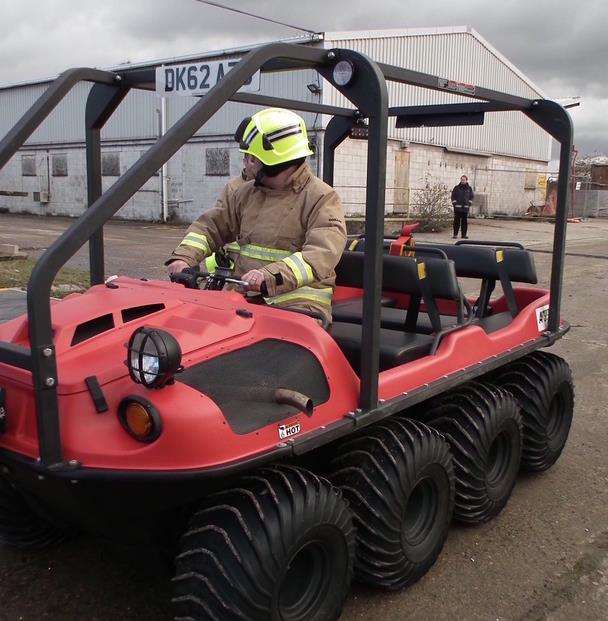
[323,26,546,98]
[0,33,322,91]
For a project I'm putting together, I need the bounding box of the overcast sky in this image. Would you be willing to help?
[0,0,605,155]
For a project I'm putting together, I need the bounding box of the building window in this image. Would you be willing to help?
[21,155,36,177]
[205,148,230,176]
[102,152,120,177]
[52,153,68,177]
[524,171,537,190]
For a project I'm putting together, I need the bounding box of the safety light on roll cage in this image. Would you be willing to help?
[126,327,182,389]
[332,60,355,87]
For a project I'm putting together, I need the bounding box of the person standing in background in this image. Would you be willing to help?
[451,175,474,239]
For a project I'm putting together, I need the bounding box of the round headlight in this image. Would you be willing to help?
[332,60,355,87]
[127,327,182,389]
[118,396,162,443]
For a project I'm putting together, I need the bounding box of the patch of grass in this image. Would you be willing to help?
[0,258,89,297]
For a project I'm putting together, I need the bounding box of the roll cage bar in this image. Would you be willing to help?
[0,43,573,469]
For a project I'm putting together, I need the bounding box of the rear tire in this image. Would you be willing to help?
[0,475,68,549]
[172,464,355,621]
[328,418,454,590]
[422,382,522,524]
[492,351,574,472]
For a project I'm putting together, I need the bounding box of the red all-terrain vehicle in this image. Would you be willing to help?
[0,44,574,620]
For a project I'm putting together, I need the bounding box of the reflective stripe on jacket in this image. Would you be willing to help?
[168,163,347,321]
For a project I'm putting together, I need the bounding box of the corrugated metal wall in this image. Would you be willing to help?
[0,62,318,146]
[322,32,551,162]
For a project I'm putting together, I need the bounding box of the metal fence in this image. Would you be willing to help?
[572,188,608,218]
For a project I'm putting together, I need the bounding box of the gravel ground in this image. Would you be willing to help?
[0,214,607,620]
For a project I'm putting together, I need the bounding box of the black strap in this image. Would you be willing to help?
[495,250,519,317]
[456,292,464,323]
[474,278,496,318]
[417,262,443,334]
[404,295,421,332]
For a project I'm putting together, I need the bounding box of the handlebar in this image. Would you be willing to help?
[169,267,202,289]
[169,266,249,291]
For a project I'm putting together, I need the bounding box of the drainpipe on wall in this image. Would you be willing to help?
[157,93,169,223]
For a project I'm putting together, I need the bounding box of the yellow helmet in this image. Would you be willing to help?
[236,108,314,167]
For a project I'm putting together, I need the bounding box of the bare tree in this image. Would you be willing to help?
[410,174,452,232]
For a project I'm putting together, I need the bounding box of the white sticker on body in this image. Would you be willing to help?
[536,304,550,332]
[278,422,301,440]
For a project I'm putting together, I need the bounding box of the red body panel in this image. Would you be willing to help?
[0,277,551,472]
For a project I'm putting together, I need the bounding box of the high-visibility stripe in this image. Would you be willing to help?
[179,231,210,254]
[236,244,291,262]
[243,127,258,146]
[265,286,333,308]
[266,123,301,140]
[283,252,314,287]
[180,238,209,253]
[222,242,295,263]
[186,232,208,242]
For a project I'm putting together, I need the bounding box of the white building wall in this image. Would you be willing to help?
[0,133,321,222]
[322,28,551,162]
[328,137,547,217]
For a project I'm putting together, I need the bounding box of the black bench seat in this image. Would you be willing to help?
[331,251,464,371]
[332,298,458,334]
[331,322,434,372]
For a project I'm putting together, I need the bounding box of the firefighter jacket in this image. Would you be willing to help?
[201,174,247,274]
[168,163,347,322]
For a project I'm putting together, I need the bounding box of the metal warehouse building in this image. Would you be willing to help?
[0,26,551,223]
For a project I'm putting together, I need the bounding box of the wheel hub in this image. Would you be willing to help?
[278,538,332,621]
[486,431,513,498]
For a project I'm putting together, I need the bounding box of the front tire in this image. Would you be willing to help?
[422,382,522,524]
[329,418,454,590]
[0,475,68,549]
[492,351,574,472]
[172,465,355,621]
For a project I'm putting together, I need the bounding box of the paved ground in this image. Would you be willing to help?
[0,214,607,620]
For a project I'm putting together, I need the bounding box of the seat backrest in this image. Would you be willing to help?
[348,238,537,284]
[336,251,461,300]
[409,243,537,284]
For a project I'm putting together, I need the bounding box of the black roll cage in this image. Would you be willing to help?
[0,43,573,469]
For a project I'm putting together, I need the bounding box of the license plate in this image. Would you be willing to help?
[156,59,261,97]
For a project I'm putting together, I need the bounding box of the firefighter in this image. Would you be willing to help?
[166,108,347,324]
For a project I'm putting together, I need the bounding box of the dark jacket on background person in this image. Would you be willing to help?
[451,183,474,208]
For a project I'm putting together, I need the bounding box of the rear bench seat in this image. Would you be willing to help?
[331,252,464,372]
[335,240,537,335]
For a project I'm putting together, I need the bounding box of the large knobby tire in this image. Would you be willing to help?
[172,465,355,621]
[328,418,454,590]
[423,382,522,524]
[492,351,574,472]
[0,475,68,549]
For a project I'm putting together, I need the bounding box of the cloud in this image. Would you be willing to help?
[0,0,605,153]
